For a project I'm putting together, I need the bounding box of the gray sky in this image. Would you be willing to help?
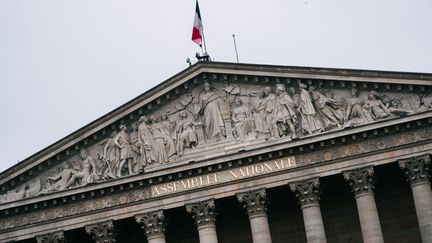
[1,0,431,173]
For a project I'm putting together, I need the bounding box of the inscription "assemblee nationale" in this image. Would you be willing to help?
[151,157,296,197]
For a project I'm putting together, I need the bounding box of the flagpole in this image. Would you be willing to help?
[198,0,208,55]
[202,29,208,54]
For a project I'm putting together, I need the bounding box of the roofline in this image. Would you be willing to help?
[1,61,431,181]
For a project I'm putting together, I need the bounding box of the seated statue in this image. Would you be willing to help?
[231,98,254,139]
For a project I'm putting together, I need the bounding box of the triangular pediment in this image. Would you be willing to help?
[1,62,432,205]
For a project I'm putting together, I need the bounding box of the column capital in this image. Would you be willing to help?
[237,188,268,218]
[36,231,64,243]
[290,178,321,208]
[135,210,166,239]
[85,220,117,243]
[399,154,431,185]
[186,199,217,228]
[343,166,375,196]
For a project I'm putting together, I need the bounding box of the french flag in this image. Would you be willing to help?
[191,0,203,46]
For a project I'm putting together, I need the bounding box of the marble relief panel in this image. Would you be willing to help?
[1,80,431,203]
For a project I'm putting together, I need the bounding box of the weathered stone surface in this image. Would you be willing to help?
[237,188,268,218]
[343,166,375,196]
[85,220,117,243]
[35,231,64,243]
[135,210,166,241]
[290,178,321,207]
[1,68,430,203]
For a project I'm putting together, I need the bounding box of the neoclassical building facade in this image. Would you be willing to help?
[1,62,431,243]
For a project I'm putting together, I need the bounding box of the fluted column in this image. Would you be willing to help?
[85,221,117,243]
[399,154,432,243]
[343,166,384,243]
[290,178,327,243]
[135,210,166,243]
[237,189,272,243]
[186,199,218,243]
[35,231,64,243]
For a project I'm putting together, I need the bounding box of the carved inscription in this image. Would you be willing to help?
[151,157,296,196]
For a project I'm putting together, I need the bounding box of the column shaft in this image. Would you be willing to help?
[412,182,432,242]
[399,154,432,243]
[302,205,327,243]
[197,225,218,243]
[290,178,327,243]
[355,194,384,243]
[250,215,272,243]
[147,237,166,243]
[343,166,384,243]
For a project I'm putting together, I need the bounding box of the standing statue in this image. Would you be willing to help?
[198,81,226,142]
[150,115,169,164]
[114,124,135,177]
[309,86,343,129]
[254,86,276,139]
[298,83,324,135]
[273,83,298,139]
[160,113,177,158]
[175,110,199,155]
[344,88,372,127]
[129,123,142,173]
[231,98,254,139]
[138,116,156,167]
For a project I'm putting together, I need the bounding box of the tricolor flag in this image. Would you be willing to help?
[191,0,203,46]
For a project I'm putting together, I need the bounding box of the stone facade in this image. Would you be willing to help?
[0,62,431,243]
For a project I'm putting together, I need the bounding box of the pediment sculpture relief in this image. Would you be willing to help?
[1,79,430,203]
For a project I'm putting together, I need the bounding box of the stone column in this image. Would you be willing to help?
[186,199,218,243]
[399,154,432,243]
[237,189,272,243]
[290,178,327,243]
[135,210,166,243]
[85,221,117,243]
[343,166,384,243]
[35,231,64,243]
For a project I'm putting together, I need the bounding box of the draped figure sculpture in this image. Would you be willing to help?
[298,83,324,135]
[344,88,372,127]
[160,113,177,158]
[42,148,98,193]
[273,83,298,139]
[150,115,169,164]
[231,98,254,139]
[137,116,156,168]
[309,86,343,129]
[254,86,276,139]
[175,110,198,155]
[198,82,226,142]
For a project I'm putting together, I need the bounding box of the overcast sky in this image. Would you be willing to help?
[1,0,431,173]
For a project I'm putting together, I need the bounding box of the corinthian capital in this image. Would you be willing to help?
[85,221,117,243]
[36,231,64,243]
[399,154,431,185]
[135,210,166,239]
[186,199,217,228]
[343,166,375,196]
[290,178,321,208]
[237,189,268,218]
